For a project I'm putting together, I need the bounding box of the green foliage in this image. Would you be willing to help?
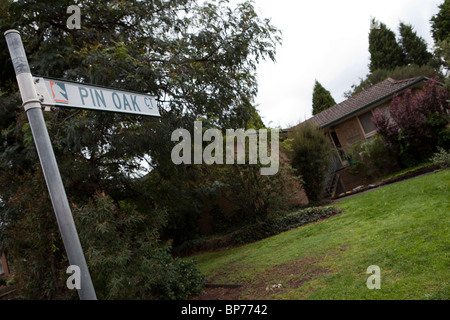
[1,170,72,300]
[431,0,450,80]
[195,170,450,300]
[430,0,450,43]
[344,135,400,179]
[430,146,450,168]
[434,38,450,83]
[217,164,296,225]
[346,17,441,98]
[74,192,205,300]
[233,206,340,245]
[344,64,441,98]
[312,80,336,115]
[286,122,332,203]
[369,20,406,72]
[175,206,341,255]
[151,130,297,245]
[0,0,282,299]
[399,22,433,67]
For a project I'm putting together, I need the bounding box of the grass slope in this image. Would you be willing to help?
[194,169,449,300]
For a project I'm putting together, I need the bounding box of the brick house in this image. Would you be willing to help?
[306,76,429,197]
[312,77,428,155]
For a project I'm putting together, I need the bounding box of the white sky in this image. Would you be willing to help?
[230,0,443,129]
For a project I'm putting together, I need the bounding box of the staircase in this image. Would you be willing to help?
[324,151,343,198]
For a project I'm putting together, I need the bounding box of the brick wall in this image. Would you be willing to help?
[336,166,378,193]
[334,117,365,153]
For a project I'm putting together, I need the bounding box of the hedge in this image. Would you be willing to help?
[174,206,342,256]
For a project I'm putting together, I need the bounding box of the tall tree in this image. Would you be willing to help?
[346,18,441,98]
[312,80,336,115]
[431,0,450,43]
[399,22,433,66]
[0,0,282,299]
[431,0,450,83]
[369,20,406,72]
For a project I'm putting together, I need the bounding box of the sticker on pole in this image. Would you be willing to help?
[33,76,160,117]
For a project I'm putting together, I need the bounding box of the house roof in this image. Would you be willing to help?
[310,76,428,128]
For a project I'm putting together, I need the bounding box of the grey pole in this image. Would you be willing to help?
[4,29,97,300]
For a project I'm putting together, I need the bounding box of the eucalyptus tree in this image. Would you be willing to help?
[0,0,281,299]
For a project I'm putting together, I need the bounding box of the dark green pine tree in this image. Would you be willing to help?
[431,0,450,76]
[399,22,433,66]
[430,0,450,43]
[369,20,406,72]
[312,80,336,115]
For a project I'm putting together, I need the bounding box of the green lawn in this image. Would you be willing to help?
[194,169,449,300]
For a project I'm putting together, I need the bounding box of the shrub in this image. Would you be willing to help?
[3,171,73,300]
[75,192,205,300]
[345,135,400,178]
[216,162,298,226]
[430,147,450,168]
[286,121,333,203]
[173,206,341,255]
[232,206,340,245]
[372,77,449,168]
[3,171,206,300]
[152,127,296,246]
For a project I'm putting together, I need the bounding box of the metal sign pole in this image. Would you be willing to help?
[4,29,97,300]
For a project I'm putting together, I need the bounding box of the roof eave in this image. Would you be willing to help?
[320,76,429,129]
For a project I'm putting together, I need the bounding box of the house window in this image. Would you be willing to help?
[358,111,376,135]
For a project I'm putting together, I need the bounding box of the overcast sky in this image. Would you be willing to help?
[231,0,443,129]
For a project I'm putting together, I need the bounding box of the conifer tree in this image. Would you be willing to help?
[346,18,442,98]
[430,0,450,43]
[312,80,336,115]
[369,20,406,72]
[399,22,433,66]
[431,0,450,79]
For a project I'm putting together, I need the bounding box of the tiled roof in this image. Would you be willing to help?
[311,77,427,128]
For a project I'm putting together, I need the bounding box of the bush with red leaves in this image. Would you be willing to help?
[372,77,449,167]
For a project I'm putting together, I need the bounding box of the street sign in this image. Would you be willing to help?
[33,76,160,117]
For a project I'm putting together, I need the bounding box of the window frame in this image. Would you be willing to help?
[356,109,377,139]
